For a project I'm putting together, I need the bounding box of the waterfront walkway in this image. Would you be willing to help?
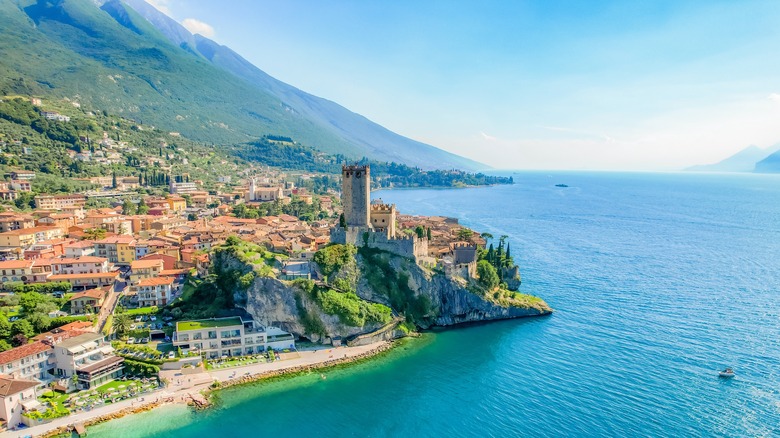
[2,342,388,438]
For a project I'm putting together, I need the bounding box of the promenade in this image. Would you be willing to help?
[3,341,389,438]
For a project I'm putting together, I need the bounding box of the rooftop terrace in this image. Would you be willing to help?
[176,317,244,331]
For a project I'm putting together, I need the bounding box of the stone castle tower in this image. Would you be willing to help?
[342,165,370,227]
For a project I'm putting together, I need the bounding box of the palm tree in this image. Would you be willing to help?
[113,314,131,337]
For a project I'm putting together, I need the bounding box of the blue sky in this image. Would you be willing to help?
[148,0,780,170]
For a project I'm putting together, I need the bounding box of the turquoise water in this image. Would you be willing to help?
[91,171,780,437]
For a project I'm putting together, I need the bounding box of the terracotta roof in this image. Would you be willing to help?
[52,256,107,264]
[0,260,33,269]
[0,226,60,236]
[70,288,107,300]
[48,272,118,280]
[95,236,135,244]
[138,277,174,286]
[0,375,39,397]
[130,259,164,269]
[65,241,95,248]
[160,269,189,275]
[0,341,51,365]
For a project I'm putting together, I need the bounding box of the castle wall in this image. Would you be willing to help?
[331,227,426,260]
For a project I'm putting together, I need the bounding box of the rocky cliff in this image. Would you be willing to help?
[212,243,551,344]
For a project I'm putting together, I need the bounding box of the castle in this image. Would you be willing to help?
[331,165,428,260]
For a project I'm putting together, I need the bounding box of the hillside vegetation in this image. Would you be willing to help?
[0,0,484,170]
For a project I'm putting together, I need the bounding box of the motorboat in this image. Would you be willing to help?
[719,368,735,378]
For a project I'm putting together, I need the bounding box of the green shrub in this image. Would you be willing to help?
[313,244,356,278]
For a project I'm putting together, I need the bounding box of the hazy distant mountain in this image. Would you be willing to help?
[754,149,780,173]
[685,144,780,172]
[0,0,483,170]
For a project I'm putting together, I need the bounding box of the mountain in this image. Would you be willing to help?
[754,149,780,173]
[0,0,483,170]
[685,143,780,172]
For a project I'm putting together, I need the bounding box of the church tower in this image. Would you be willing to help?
[342,165,370,227]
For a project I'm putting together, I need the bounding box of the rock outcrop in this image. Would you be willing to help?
[214,244,551,344]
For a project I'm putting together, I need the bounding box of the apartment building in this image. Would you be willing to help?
[52,333,124,390]
[173,317,295,359]
[136,277,174,307]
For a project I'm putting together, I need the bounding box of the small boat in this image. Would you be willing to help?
[555,184,569,188]
[320,374,327,380]
[719,368,735,378]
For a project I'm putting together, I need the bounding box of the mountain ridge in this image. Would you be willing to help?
[685,143,780,173]
[0,0,484,170]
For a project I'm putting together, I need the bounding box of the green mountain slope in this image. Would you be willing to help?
[0,0,483,170]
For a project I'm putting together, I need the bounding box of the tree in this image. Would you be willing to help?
[457,228,473,241]
[19,292,45,314]
[225,235,242,247]
[187,213,198,221]
[0,315,11,339]
[11,319,35,338]
[0,340,11,352]
[426,227,432,240]
[27,313,51,333]
[84,227,107,240]
[339,213,346,228]
[414,225,425,239]
[11,334,28,347]
[113,314,131,337]
[112,172,118,189]
[122,199,136,215]
[477,260,500,290]
[481,232,494,242]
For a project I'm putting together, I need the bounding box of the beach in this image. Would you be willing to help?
[3,341,392,438]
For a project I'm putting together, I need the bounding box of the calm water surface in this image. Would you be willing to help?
[91,171,780,437]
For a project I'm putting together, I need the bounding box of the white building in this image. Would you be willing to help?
[173,317,295,359]
[136,276,174,307]
[50,256,110,275]
[52,333,123,390]
[0,375,39,429]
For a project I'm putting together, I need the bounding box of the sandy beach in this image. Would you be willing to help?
[3,341,391,438]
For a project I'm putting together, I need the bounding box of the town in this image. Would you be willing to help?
[0,158,500,432]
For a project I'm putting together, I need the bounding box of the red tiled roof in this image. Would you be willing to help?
[0,260,33,269]
[138,277,174,286]
[0,341,50,365]
[49,272,118,280]
[0,375,39,396]
[52,256,107,264]
[70,287,107,300]
[130,259,164,269]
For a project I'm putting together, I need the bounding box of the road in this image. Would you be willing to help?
[95,280,124,334]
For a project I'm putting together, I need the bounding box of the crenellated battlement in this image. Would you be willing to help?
[342,165,369,178]
[452,242,477,250]
[370,203,396,211]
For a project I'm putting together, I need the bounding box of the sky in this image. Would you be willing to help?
[145,0,780,170]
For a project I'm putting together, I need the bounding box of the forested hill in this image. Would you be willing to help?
[234,138,513,188]
[0,0,483,171]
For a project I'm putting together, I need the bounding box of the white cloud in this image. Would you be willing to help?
[769,93,780,102]
[181,18,215,37]
[480,131,497,141]
[146,0,172,16]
